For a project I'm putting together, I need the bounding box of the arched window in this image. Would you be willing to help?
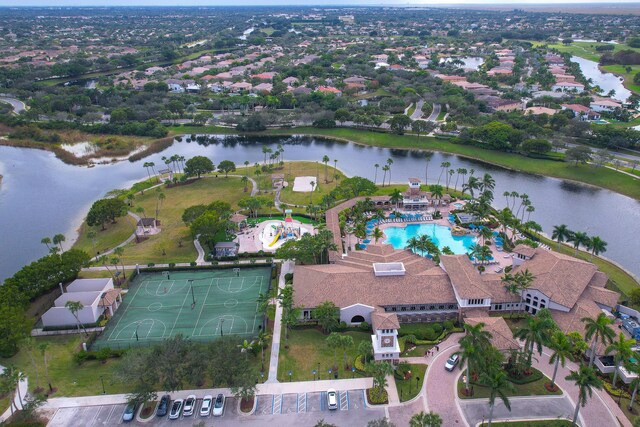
[351,315,365,323]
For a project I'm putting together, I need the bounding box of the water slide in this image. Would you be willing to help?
[269,231,283,247]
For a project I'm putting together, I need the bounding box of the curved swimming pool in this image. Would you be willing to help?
[384,223,476,255]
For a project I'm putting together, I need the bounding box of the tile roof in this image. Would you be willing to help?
[371,311,400,330]
[466,316,521,351]
[441,255,491,300]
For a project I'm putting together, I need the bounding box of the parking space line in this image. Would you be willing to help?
[104,405,117,425]
[362,389,367,408]
[271,395,275,414]
[320,392,326,411]
[346,390,350,410]
[339,391,348,411]
[273,394,282,414]
[297,393,306,413]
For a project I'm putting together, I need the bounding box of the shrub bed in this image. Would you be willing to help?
[508,368,543,385]
[366,388,388,405]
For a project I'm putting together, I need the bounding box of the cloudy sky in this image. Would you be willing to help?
[0,0,637,6]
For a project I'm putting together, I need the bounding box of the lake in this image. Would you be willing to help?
[571,55,631,102]
[0,135,639,281]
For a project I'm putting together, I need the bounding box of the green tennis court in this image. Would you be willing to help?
[92,267,271,350]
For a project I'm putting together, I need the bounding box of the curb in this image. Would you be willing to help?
[135,401,158,423]
[237,396,256,416]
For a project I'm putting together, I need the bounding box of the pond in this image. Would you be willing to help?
[570,55,631,102]
[440,57,484,71]
[0,134,639,281]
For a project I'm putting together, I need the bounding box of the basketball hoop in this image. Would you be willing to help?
[233,268,240,277]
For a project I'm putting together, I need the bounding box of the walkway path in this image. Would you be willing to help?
[0,364,29,422]
[89,211,140,262]
[194,234,205,264]
[410,99,425,120]
[0,96,26,114]
[426,103,441,122]
[266,260,293,383]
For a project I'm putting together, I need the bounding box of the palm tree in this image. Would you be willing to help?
[568,231,589,256]
[514,269,534,310]
[241,175,249,192]
[340,335,354,369]
[582,313,615,367]
[327,333,342,369]
[462,176,480,198]
[407,236,420,254]
[52,233,66,252]
[322,155,330,183]
[65,300,89,336]
[566,364,603,426]
[429,184,443,201]
[99,255,116,282]
[503,191,511,206]
[501,273,519,318]
[389,189,403,209]
[113,247,126,279]
[257,331,270,372]
[436,161,450,185]
[509,191,519,210]
[480,173,496,192]
[309,181,315,203]
[457,322,492,392]
[514,310,555,366]
[480,366,514,427]
[548,331,574,389]
[606,332,635,388]
[143,162,153,180]
[551,224,571,251]
[238,339,255,361]
[385,158,394,186]
[627,359,640,411]
[372,227,384,243]
[424,152,434,185]
[587,236,607,261]
[409,411,443,427]
[40,236,52,251]
[381,165,390,187]
[479,226,493,245]
[39,342,53,392]
[87,230,98,256]
[373,163,380,184]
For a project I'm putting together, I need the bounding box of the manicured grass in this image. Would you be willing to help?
[396,364,427,402]
[74,216,136,258]
[0,335,128,397]
[76,269,134,279]
[403,344,434,358]
[601,64,640,93]
[436,110,447,121]
[255,127,640,201]
[407,103,416,117]
[479,421,573,427]
[74,176,249,266]
[277,162,346,207]
[277,327,371,382]
[458,369,562,399]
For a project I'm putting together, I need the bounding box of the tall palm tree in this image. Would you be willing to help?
[606,332,635,388]
[479,366,514,427]
[113,246,126,279]
[407,236,420,254]
[568,231,589,256]
[257,331,270,372]
[429,184,444,201]
[41,236,52,251]
[462,176,480,198]
[627,359,640,411]
[424,152,434,185]
[322,155,330,183]
[514,310,555,366]
[548,331,574,389]
[381,165,390,187]
[587,236,607,261]
[566,364,603,426]
[238,339,255,361]
[65,300,89,336]
[385,158,394,185]
[459,168,468,190]
[309,181,315,203]
[480,173,496,192]
[373,163,380,184]
[437,161,450,185]
[551,224,571,251]
[457,334,479,394]
[582,313,615,367]
[241,175,249,192]
[454,168,464,191]
[327,333,341,369]
[372,227,384,243]
[389,189,403,209]
[503,191,511,206]
[501,273,519,318]
[52,233,66,252]
[457,322,493,391]
[143,162,153,180]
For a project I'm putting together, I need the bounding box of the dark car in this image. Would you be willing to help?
[156,394,170,417]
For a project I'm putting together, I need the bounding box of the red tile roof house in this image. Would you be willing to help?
[251,72,278,81]
[292,193,619,365]
[316,86,342,96]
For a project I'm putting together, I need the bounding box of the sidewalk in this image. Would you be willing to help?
[0,365,28,422]
[266,260,293,383]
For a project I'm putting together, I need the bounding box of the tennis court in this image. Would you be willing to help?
[92,267,272,350]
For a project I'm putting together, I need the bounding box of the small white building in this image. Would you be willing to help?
[41,278,122,328]
[590,100,621,113]
[371,311,401,362]
[552,81,585,92]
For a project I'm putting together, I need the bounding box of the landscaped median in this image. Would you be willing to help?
[457,367,562,399]
[479,420,573,427]
[395,363,427,402]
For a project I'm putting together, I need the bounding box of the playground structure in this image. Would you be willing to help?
[258,210,312,250]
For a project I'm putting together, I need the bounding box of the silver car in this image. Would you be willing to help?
[168,399,183,420]
[213,394,225,417]
[200,395,212,417]
[183,395,196,417]
[327,389,338,410]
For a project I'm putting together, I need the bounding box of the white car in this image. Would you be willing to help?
[445,354,460,371]
[183,395,196,416]
[200,395,212,417]
[327,389,338,410]
[213,393,225,417]
[168,399,183,420]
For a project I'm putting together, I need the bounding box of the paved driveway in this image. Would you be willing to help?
[459,395,575,426]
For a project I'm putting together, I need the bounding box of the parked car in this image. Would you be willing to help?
[122,403,136,422]
[200,395,212,417]
[183,395,196,416]
[327,389,338,410]
[169,399,183,420]
[445,354,459,371]
[156,395,170,417]
[213,393,225,416]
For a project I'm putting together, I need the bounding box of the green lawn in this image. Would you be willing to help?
[74,216,136,258]
[479,421,573,427]
[74,176,250,266]
[601,64,640,93]
[407,103,416,117]
[0,335,128,397]
[436,110,447,121]
[458,369,562,399]
[396,364,427,402]
[277,327,371,382]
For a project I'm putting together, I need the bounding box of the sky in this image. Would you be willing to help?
[0,0,638,6]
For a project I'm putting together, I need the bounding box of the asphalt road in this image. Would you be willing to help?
[46,390,385,427]
[0,96,26,114]
[426,103,441,122]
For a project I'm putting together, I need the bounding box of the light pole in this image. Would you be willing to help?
[352,367,355,379]
[220,318,225,337]
[135,321,141,342]
[260,372,264,383]
[312,369,316,381]
[188,279,195,306]
[289,370,292,382]
[318,362,320,380]
[328,368,332,380]
[100,375,106,394]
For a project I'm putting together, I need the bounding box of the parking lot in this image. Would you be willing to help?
[46,390,378,427]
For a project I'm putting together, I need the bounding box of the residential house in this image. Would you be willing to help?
[552,81,585,92]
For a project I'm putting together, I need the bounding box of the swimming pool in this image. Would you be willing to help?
[384,223,477,255]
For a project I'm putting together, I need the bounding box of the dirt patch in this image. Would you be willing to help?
[240,396,254,412]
